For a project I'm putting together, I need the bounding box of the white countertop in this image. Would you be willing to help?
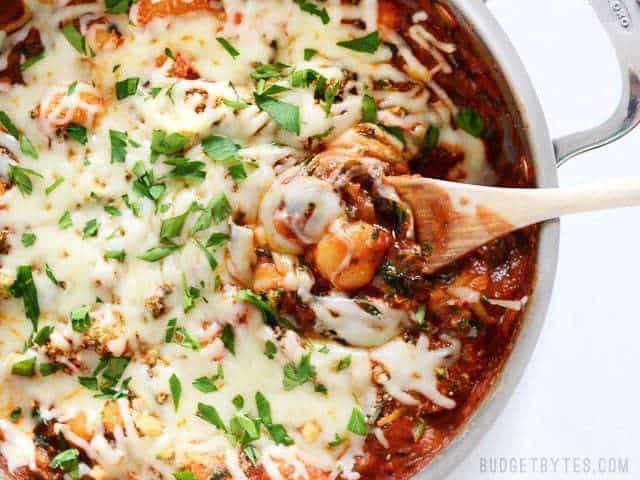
[451,1,640,478]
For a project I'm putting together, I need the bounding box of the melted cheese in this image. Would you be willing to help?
[0,0,480,478]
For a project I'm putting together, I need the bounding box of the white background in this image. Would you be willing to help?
[451,0,640,479]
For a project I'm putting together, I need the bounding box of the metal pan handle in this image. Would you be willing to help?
[554,0,640,165]
[484,0,640,165]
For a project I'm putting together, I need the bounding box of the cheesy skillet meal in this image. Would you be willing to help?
[0,0,537,479]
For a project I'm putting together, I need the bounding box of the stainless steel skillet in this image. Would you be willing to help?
[415,0,640,478]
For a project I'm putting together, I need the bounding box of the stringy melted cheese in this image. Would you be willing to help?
[0,1,491,478]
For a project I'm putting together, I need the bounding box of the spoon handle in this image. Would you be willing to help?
[470,179,640,229]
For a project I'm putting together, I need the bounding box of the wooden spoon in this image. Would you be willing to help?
[386,176,640,274]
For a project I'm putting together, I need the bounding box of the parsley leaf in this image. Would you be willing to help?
[164,157,206,182]
[11,357,36,377]
[9,165,42,195]
[361,94,378,123]
[250,63,289,81]
[197,402,226,431]
[9,265,39,329]
[456,107,485,137]
[282,353,316,391]
[45,177,64,195]
[151,130,188,160]
[62,24,92,57]
[70,305,91,333]
[192,364,224,393]
[217,37,240,59]
[20,50,45,72]
[109,130,128,163]
[422,125,440,151]
[169,373,181,411]
[254,93,300,135]
[264,340,277,359]
[115,77,139,100]
[347,407,368,436]
[304,48,318,61]
[337,31,380,53]
[67,123,87,145]
[21,233,36,247]
[137,245,179,262]
[58,211,73,229]
[221,324,235,355]
[336,355,352,372]
[50,449,80,480]
[105,0,133,14]
[295,0,330,24]
[82,218,99,238]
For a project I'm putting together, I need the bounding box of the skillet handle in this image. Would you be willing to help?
[553,0,640,165]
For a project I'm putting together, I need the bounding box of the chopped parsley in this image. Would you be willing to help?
[237,290,296,330]
[82,218,99,238]
[254,93,300,135]
[264,340,277,359]
[422,125,440,151]
[20,50,45,72]
[361,94,378,123]
[79,356,131,400]
[182,275,200,313]
[9,165,42,195]
[11,357,36,377]
[62,24,93,57]
[223,98,248,110]
[221,324,235,355]
[105,0,133,14]
[192,364,224,393]
[169,373,182,411]
[132,161,166,206]
[0,111,38,159]
[32,325,54,346]
[232,395,245,409]
[67,124,87,145]
[165,318,201,351]
[58,211,73,229]
[456,107,485,137]
[45,263,61,287]
[50,449,80,480]
[217,37,240,59]
[109,129,128,163]
[151,129,188,160]
[70,305,91,333]
[193,239,218,270]
[255,392,294,445]
[337,31,381,53]
[104,204,121,216]
[45,177,64,195]
[250,63,289,81]
[104,249,126,262]
[115,77,140,100]
[164,157,206,181]
[21,233,36,247]
[304,48,318,61]
[173,471,197,480]
[347,407,368,436]
[160,206,192,240]
[294,0,330,24]
[9,265,39,330]
[10,407,22,422]
[328,433,344,448]
[282,353,316,391]
[197,402,226,431]
[336,355,352,372]
[137,245,179,262]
